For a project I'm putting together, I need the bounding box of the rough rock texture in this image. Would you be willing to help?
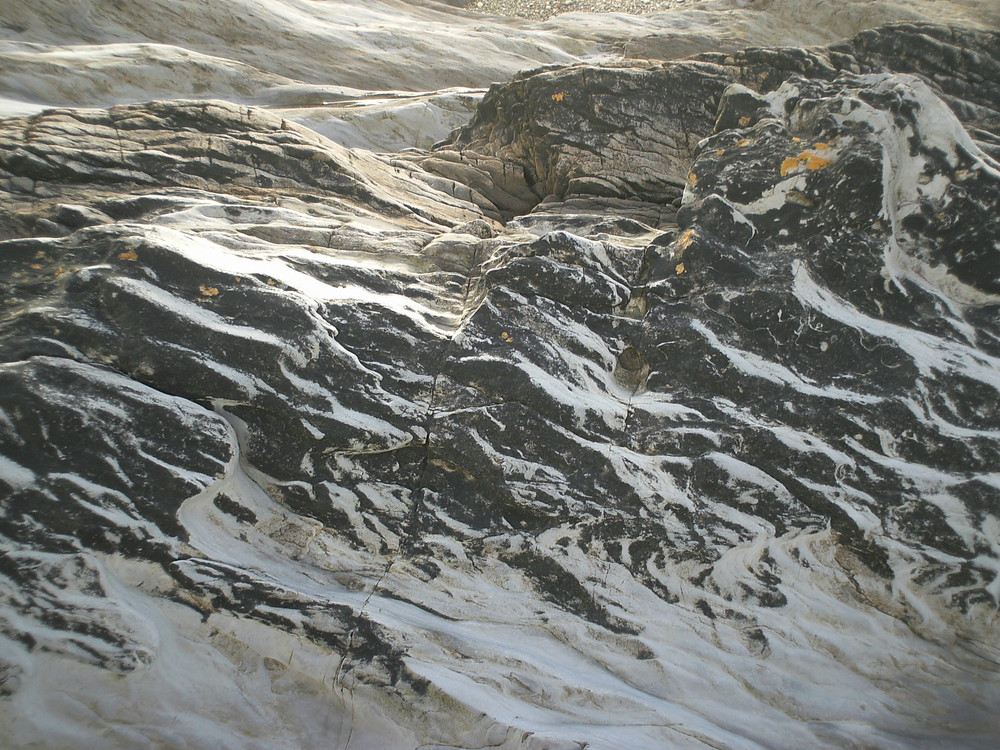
[4,1,999,153]
[1,19,999,750]
[427,23,1000,219]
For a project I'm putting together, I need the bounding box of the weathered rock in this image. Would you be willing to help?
[0,99,487,241]
[1,20,999,750]
[431,24,1000,214]
[433,60,732,215]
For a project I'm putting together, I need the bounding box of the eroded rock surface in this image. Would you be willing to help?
[1,20,999,750]
[426,23,1000,217]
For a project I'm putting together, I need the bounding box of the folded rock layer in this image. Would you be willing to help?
[1,21,999,750]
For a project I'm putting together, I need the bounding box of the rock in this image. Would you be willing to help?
[438,60,733,213]
[1,16,999,750]
[433,24,1000,213]
[52,203,113,229]
[0,99,488,241]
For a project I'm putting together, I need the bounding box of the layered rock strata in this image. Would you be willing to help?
[1,22,998,750]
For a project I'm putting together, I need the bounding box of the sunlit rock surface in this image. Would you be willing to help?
[3,0,999,150]
[1,3,999,749]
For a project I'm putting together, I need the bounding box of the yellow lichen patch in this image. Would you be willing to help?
[677,228,696,250]
[551,92,567,102]
[30,263,43,270]
[792,137,802,142]
[266,279,277,286]
[500,331,514,343]
[54,267,65,276]
[234,276,242,282]
[687,172,697,186]
[813,142,829,150]
[736,138,752,147]
[738,116,752,126]
[675,263,686,275]
[780,156,801,177]
[954,169,971,181]
[714,149,726,156]
[199,285,219,297]
[118,249,138,261]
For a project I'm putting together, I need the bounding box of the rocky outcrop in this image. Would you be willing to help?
[424,23,1000,219]
[1,20,999,750]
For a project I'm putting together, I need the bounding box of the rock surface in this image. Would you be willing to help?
[1,3,1000,750]
[2,0,999,151]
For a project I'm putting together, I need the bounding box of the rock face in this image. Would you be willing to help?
[4,0,999,152]
[429,23,1000,216]
[1,18,999,750]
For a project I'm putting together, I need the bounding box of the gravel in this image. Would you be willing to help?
[470,0,706,21]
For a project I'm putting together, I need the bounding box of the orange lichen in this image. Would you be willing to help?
[551,92,567,102]
[813,142,829,150]
[715,149,726,156]
[780,156,801,177]
[677,229,696,250]
[675,263,686,275]
[736,138,752,147]
[803,152,830,170]
[780,150,832,176]
[199,285,219,297]
[738,116,752,126]
[118,249,138,261]
[687,171,697,186]
[30,263,43,269]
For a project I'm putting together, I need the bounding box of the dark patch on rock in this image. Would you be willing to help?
[213,494,258,526]
[502,548,639,634]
